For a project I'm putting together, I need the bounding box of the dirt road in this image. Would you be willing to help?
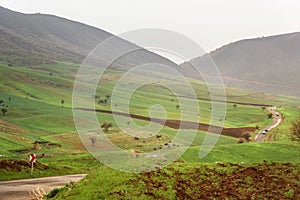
[0,174,86,200]
[254,106,282,142]
[78,108,256,138]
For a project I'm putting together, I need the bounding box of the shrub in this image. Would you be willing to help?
[1,108,8,116]
[46,188,61,198]
[237,138,246,144]
[290,117,300,141]
[241,132,251,142]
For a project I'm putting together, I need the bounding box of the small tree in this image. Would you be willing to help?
[267,113,273,119]
[1,108,8,116]
[176,104,180,110]
[261,106,266,111]
[233,104,237,108]
[101,122,113,133]
[241,132,251,142]
[89,137,97,147]
[290,117,300,141]
[61,99,65,107]
[105,95,111,100]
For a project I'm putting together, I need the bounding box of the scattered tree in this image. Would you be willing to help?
[8,97,11,101]
[176,104,180,110]
[261,106,266,111]
[267,113,273,119]
[256,125,259,130]
[241,132,251,142]
[1,108,8,116]
[233,104,237,108]
[290,117,300,141]
[93,95,100,99]
[105,95,111,100]
[101,122,113,133]
[156,134,162,139]
[89,137,97,147]
[98,99,104,104]
[61,99,65,107]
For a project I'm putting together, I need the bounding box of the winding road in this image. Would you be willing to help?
[0,107,282,200]
[254,106,282,142]
[0,174,86,200]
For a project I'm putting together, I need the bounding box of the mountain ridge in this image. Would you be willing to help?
[0,6,177,69]
[181,32,300,97]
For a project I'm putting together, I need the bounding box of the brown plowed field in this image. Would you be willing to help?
[78,108,255,138]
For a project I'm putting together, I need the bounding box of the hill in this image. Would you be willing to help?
[0,6,177,68]
[181,32,300,97]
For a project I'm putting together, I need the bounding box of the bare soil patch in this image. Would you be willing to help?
[80,108,255,138]
[111,162,300,199]
[0,120,26,134]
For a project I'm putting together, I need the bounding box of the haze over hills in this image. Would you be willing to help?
[0,6,177,68]
[1,6,299,97]
[181,32,300,97]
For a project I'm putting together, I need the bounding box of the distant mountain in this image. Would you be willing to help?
[0,6,177,68]
[181,32,300,97]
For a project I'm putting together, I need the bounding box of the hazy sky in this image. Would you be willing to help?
[1,0,299,52]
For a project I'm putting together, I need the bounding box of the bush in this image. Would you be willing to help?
[267,113,273,119]
[1,108,8,116]
[237,138,246,144]
[46,188,61,198]
[290,117,300,141]
[241,132,251,142]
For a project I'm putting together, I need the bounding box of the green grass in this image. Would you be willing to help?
[0,61,299,183]
[46,162,300,200]
[182,141,300,163]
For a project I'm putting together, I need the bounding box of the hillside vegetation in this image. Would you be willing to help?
[181,32,300,97]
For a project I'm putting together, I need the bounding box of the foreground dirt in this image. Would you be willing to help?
[111,162,300,200]
[0,174,86,200]
[0,160,52,173]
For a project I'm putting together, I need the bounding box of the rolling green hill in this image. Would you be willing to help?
[181,32,300,97]
[0,6,299,199]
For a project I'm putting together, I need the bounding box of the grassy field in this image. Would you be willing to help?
[0,61,299,189]
[45,162,300,200]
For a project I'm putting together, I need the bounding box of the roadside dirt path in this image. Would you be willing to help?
[0,174,86,200]
[254,106,282,142]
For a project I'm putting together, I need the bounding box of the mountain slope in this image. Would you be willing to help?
[0,6,177,68]
[181,32,300,97]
